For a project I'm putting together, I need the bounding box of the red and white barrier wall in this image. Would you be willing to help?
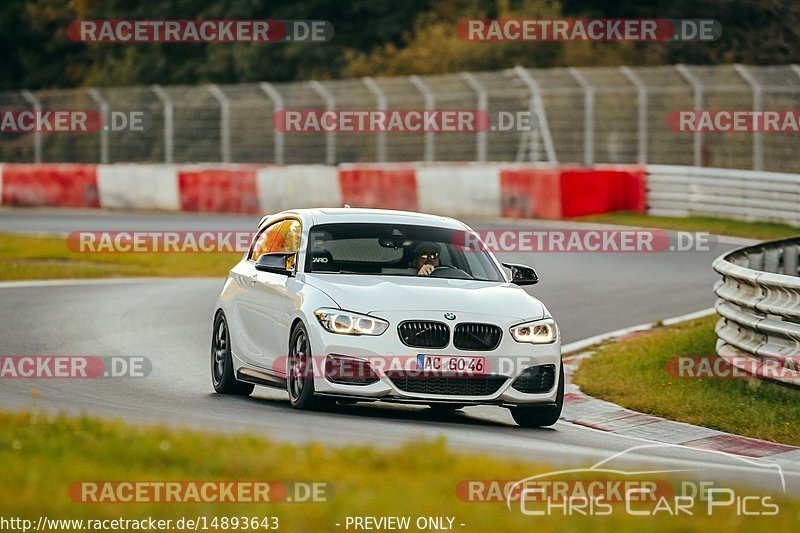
[0,163,646,219]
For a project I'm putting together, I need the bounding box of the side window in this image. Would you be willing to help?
[271,220,302,254]
[249,219,302,262]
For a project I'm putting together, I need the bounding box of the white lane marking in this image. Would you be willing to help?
[562,307,716,354]
[0,277,219,289]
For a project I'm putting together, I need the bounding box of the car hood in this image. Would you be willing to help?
[303,274,545,321]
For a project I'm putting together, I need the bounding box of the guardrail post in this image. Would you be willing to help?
[675,65,704,168]
[790,64,800,84]
[87,88,109,164]
[410,75,435,162]
[20,90,43,163]
[259,82,285,164]
[513,66,557,163]
[363,77,388,162]
[733,64,763,171]
[461,72,488,162]
[151,85,174,164]
[309,81,336,165]
[207,84,231,163]
[620,67,648,165]
[568,67,594,166]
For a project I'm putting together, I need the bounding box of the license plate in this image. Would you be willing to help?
[416,354,486,374]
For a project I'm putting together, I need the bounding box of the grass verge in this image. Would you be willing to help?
[575,212,800,241]
[1,409,798,532]
[0,232,238,280]
[573,315,800,446]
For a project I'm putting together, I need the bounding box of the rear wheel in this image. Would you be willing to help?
[287,323,331,411]
[211,312,254,396]
[509,362,564,428]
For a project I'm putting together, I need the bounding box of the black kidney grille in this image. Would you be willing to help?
[511,364,557,394]
[386,371,507,396]
[398,321,449,349]
[453,323,502,351]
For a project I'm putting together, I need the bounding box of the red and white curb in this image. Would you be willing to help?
[0,162,646,219]
[560,309,800,465]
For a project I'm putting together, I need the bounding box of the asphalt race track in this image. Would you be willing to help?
[1,207,796,494]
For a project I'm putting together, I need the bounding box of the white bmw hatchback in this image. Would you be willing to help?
[212,208,563,427]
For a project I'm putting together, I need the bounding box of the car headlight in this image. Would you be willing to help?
[314,308,389,336]
[510,318,557,344]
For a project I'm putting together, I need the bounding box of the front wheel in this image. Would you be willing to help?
[509,362,564,428]
[211,312,254,396]
[287,323,331,411]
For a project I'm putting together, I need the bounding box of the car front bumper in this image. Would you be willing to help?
[306,311,562,406]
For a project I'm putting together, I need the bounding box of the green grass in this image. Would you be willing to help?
[573,315,800,446]
[575,212,800,241]
[0,232,238,280]
[1,409,798,532]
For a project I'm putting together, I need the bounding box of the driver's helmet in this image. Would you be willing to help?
[412,241,441,266]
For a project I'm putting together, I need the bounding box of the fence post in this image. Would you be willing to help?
[620,67,648,165]
[309,81,336,165]
[86,88,109,164]
[568,67,594,166]
[513,66,557,163]
[20,90,42,163]
[410,75,435,162]
[151,85,174,164]
[734,64,763,171]
[207,84,231,163]
[363,77,388,162]
[260,82,284,164]
[461,72,488,162]
[675,64,704,168]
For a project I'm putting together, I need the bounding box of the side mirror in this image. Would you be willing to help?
[255,252,295,276]
[502,262,539,286]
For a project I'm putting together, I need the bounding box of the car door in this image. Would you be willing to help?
[236,218,303,370]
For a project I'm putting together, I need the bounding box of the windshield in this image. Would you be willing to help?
[305,223,504,282]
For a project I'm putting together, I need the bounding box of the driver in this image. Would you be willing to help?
[412,241,441,276]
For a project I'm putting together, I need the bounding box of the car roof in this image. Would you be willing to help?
[262,208,468,230]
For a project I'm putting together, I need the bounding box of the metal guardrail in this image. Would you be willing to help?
[713,237,800,387]
[647,165,800,227]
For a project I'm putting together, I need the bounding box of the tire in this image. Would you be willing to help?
[211,311,254,396]
[509,361,564,428]
[286,323,331,411]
